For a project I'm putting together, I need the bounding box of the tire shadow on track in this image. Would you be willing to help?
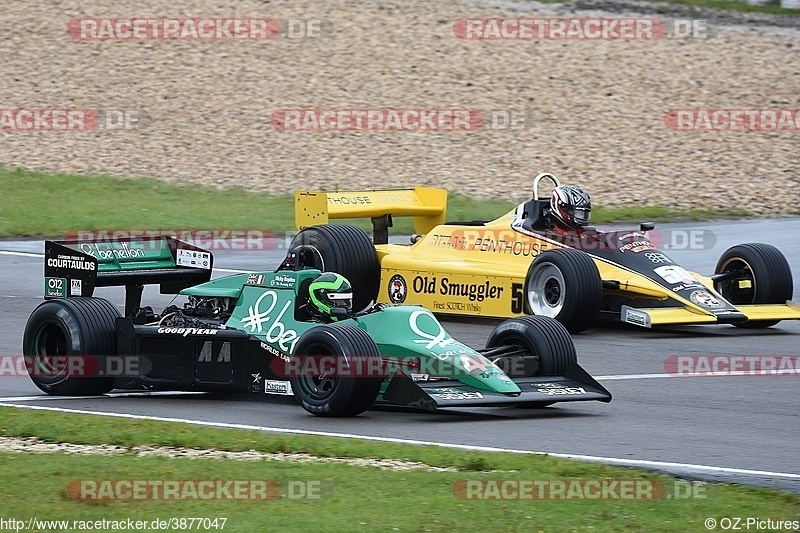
[25,391,608,423]
[581,319,799,339]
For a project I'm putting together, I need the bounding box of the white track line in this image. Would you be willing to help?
[597,373,674,380]
[0,402,797,481]
[0,250,245,274]
[0,250,42,258]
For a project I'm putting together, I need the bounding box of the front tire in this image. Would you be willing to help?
[485,315,577,376]
[714,243,793,328]
[524,249,602,333]
[290,325,383,417]
[486,315,577,408]
[23,297,119,395]
[288,225,380,311]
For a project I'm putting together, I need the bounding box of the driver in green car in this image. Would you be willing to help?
[307,272,354,323]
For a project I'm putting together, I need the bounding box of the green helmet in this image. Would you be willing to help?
[308,273,353,321]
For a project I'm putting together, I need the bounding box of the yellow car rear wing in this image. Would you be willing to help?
[295,187,447,244]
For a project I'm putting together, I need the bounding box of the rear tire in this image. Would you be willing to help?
[288,225,380,311]
[23,297,118,395]
[525,249,602,333]
[290,325,383,417]
[714,243,793,328]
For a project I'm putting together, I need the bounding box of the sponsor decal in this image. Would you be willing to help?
[176,249,211,269]
[671,282,705,292]
[472,235,544,257]
[260,341,291,363]
[432,300,482,313]
[388,274,407,304]
[689,290,724,309]
[623,307,650,327]
[643,252,671,264]
[45,277,67,298]
[327,195,371,205]
[412,276,504,302]
[265,380,293,396]
[247,274,266,285]
[70,279,82,296]
[269,274,294,288]
[618,232,647,241]
[429,233,469,250]
[251,373,262,384]
[618,240,655,253]
[429,387,484,400]
[409,309,457,351]
[410,373,431,382]
[653,265,697,285]
[241,291,299,353]
[533,383,588,395]
[79,242,144,261]
[47,254,96,270]
[536,386,586,396]
[157,327,218,337]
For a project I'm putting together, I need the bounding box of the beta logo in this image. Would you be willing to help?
[388,274,407,304]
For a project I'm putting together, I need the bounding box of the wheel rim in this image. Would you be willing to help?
[296,342,340,401]
[527,264,565,318]
[716,257,755,304]
[32,322,69,377]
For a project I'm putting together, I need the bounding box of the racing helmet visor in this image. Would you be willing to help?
[327,292,353,310]
[564,205,591,226]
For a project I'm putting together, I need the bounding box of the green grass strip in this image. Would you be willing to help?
[0,165,752,238]
[0,407,797,532]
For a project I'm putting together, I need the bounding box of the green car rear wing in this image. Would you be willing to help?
[44,236,213,315]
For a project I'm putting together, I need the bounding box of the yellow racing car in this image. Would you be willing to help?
[290,173,800,332]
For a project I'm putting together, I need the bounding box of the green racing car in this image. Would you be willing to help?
[23,235,611,417]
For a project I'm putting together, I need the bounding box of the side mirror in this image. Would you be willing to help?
[640,222,655,231]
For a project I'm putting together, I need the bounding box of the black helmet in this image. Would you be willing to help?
[550,185,591,229]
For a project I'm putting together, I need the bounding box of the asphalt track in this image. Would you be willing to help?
[1,218,799,493]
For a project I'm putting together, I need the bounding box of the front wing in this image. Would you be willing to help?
[381,363,611,410]
[621,302,800,328]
